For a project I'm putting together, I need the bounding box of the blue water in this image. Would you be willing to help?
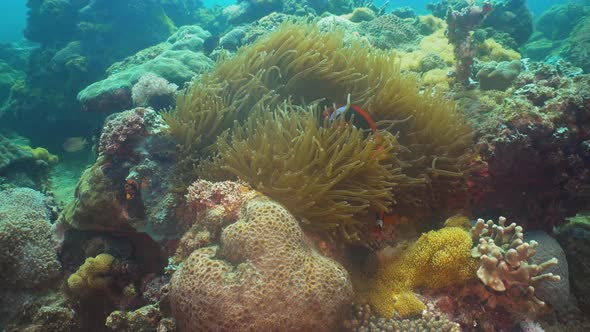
[0,0,26,43]
[204,0,581,18]
[0,0,577,43]
[203,0,235,7]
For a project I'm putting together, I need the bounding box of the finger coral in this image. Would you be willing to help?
[471,217,561,307]
[169,191,353,331]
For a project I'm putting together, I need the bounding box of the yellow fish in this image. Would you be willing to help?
[62,137,88,153]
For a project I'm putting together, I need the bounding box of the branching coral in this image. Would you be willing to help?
[166,22,474,221]
[471,217,561,306]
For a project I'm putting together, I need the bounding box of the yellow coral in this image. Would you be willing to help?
[343,7,376,23]
[421,68,450,90]
[477,39,521,62]
[443,214,472,229]
[21,146,59,165]
[397,28,455,72]
[419,15,445,34]
[67,253,114,296]
[394,292,426,318]
[366,227,478,317]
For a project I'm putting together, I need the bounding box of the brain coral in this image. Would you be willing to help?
[0,188,60,289]
[169,193,353,331]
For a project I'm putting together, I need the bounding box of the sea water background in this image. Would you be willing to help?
[0,0,27,43]
[0,0,583,43]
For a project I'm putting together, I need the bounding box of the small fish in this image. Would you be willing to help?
[321,94,377,134]
[124,179,139,200]
[62,137,88,153]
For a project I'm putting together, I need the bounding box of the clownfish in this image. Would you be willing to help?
[322,103,378,134]
[322,95,400,229]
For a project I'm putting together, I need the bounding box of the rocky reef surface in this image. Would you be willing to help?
[1,1,590,331]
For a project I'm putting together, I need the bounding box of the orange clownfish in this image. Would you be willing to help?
[322,103,378,134]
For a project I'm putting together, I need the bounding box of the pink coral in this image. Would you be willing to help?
[131,73,178,107]
[185,180,249,223]
[99,108,148,156]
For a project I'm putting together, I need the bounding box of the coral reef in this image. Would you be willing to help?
[62,108,180,240]
[0,134,59,190]
[170,189,353,331]
[3,2,588,331]
[106,305,175,332]
[0,134,35,172]
[344,7,377,23]
[525,231,570,311]
[2,292,81,332]
[556,213,590,313]
[67,253,116,297]
[0,59,24,102]
[342,304,461,332]
[476,60,523,91]
[78,26,213,113]
[2,0,206,145]
[460,61,590,229]
[166,23,475,227]
[357,14,420,50]
[471,217,560,301]
[0,188,61,325]
[482,0,533,47]
[427,0,468,19]
[445,1,492,86]
[131,72,178,108]
[523,3,590,72]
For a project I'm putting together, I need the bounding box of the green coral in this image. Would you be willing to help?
[22,146,59,166]
[67,253,115,296]
[60,159,126,230]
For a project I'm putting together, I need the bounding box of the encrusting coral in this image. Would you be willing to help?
[169,187,353,331]
[165,22,475,236]
[363,227,478,318]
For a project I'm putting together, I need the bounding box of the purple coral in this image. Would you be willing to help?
[99,108,148,157]
[446,1,492,86]
[131,72,178,108]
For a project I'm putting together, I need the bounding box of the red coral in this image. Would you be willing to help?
[185,180,249,222]
[99,108,148,157]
